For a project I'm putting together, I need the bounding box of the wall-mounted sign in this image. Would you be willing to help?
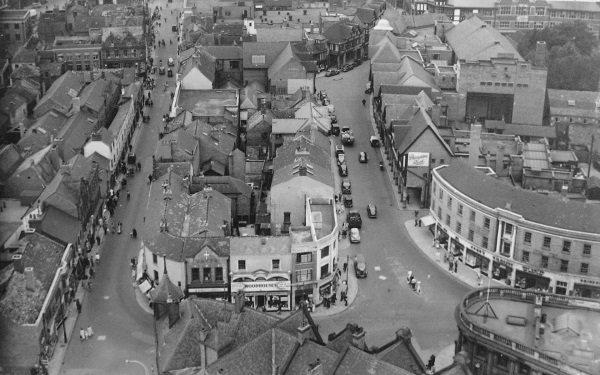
[231,281,291,293]
[407,152,430,167]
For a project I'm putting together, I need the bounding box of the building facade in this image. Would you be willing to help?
[430,162,600,298]
[101,27,146,69]
[0,10,32,44]
[53,36,102,71]
[322,19,368,68]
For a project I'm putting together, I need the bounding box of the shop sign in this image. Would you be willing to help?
[522,266,545,277]
[468,244,486,256]
[407,152,430,167]
[493,256,513,268]
[569,299,600,309]
[231,281,290,293]
[188,287,227,293]
[579,278,600,287]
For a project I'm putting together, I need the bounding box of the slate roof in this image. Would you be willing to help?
[273,136,330,170]
[189,175,252,199]
[548,89,600,119]
[272,158,333,188]
[11,48,37,65]
[9,64,40,80]
[322,20,362,44]
[242,42,289,69]
[354,7,376,25]
[101,26,144,42]
[0,144,22,181]
[157,128,198,160]
[256,28,303,42]
[550,1,600,12]
[73,15,106,33]
[202,45,243,60]
[403,12,448,28]
[79,79,111,112]
[396,104,452,155]
[445,16,523,61]
[57,112,98,161]
[150,271,185,303]
[0,93,27,116]
[334,346,414,375]
[503,124,556,139]
[39,205,82,245]
[34,71,84,116]
[436,161,600,234]
[230,236,291,256]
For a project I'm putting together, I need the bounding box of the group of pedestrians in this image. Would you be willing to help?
[407,271,422,294]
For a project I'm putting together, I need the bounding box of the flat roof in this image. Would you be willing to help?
[177,89,238,117]
[309,202,334,240]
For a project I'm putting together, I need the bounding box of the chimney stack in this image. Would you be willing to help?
[24,267,36,291]
[297,321,311,344]
[12,254,23,273]
[468,124,482,167]
[72,97,81,113]
[351,327,366,350]
[534,41,547,67]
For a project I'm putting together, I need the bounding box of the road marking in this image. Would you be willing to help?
[97,336,106,341]
[374,266,381,271]
[104,296,109,300]
[379,275,387,280]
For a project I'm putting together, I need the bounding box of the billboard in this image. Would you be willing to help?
[407,152,430,167]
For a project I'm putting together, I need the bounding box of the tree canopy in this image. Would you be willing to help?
[515,21,600,91]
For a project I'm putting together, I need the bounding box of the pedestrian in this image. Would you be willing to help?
[95,253,100,264]
[448,257,453,271]
[87,326,94,338]
[343,261,347,272]
[75,298,81,314]
[407,270,412,284]
[128,144,132,152]
[418,219,422,227]
[435,250,440,262]
[427,355,436,373]
[406,194,410,204]
[148,174,153,184]
[90,255,94,267]
[118,222,122,234]
[89,266,95,279]
[415,217,419,226]
[414,210,419,218]
[80,328,86,341]
[454,260,458,273]
[95,235,101,246]
[416,280,422,294]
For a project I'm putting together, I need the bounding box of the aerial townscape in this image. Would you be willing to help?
[2,0,600,373]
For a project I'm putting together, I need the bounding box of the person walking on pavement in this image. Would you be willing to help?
[454,260,458,273]
[416,280,422,294]
[87,326,94,338]
[80,328,86,341]
[75,299,81,314]
[118,222,122,234]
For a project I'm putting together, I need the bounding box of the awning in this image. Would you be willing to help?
[420,215,435,226]
[139,279,153,295]
[136,248,146,281]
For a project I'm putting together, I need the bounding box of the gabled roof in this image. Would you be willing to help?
[396,104,453,156]
[272,158,333,188]
[354,7,377,25]
[322,20,362,44]
[0,93,28,115]
[272,118,310,134]
[11,47,37,64]
[268,43,299,77]
[548,89,600,119]
[190,175,252,199]
[396,55,440,91]
[39,205,82,245]
[150,271,185,303]
[403,12,448,28]
[0,144,22,181]
[201,45,243,60]
[57,112,98,161]
[79,78,112,112]
[242,42,288,69]
[34,71,84,115]
[445,16,523,61]
[10,63,40,80]
[156,128,198,160]
[73,15,105,33]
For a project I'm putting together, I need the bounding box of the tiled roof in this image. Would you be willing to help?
[396,55,440,91]
[0,144,22,181]
[202,45,243,60]
[273,136,330,170]
[73,15,106,33]
[403,12,448,28]
[322,20,361,44]
[396,104,452,155]
[230,236,291,256]
[445,16,523,61]
[549,1,600,12]
[334,346,414,375]
[34,71,84,115]
[436,161,600,234]
[11,48,37,64]
[503,124,556,139]
[79,79,111,113]
[57,112,98,161]
[189,175,252,198]
[242,42,289,69]
[354,7,376,24]
[0,93,27,115]
[9,63,40,80]
[157,128,198,160]
[150,271,185,303]
[256,28,303,42]
[548,89,600,119]
[271,158,333,188]
[39,205,81,245]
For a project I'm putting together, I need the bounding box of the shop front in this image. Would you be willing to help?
[464,244,490,275]
[231,280,291,312]
[492,256,514,286]
[187,284,229,300]
[514,267,551,291]
[573,278,600,299]
[449,238,465,260]
[435,226,449,251]
[293,283,314,310]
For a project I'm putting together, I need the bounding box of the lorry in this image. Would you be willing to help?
[341,128,355,146]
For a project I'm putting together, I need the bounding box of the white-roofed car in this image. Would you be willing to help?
[354,254,367,278]
[350,228,360,243]
[168,57,174,66]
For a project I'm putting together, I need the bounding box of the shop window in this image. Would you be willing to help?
[296,269,312,282]
[495,353,510,369]
[272,259,280,269]
[203,267,212,281]
[297,252,313,263]
[543,236,551,248]
[152,254,158,264]
[475,344,487,359]
[583,244,591,256]
[458,204,463,216]
[456,222,462,234]
[445,215,451,225]
[517,363,531,375]
[524,232,532,244]
[482,237,488,249]
[562,240,571,253]
[541,256,548,269]
[560,260,568,272]
[321,246,330,258]
[468,230,474,241]
[447,197,452,209]
[192,267,200,281]
[581,263,589,274]
[470,210,476,222]
[484,218,490,229]
[215,267,224,282]
[320,264,330,278]
[238,260,246,270]
[522,251,529,263]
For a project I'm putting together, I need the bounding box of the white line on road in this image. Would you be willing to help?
[379,275,387,280]
[374,266,381,271]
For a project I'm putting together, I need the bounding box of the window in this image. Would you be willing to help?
[484,218,490,229]
[321,246,329,258]
[445,215,451,226]
[504,223,513,235]
[296,269,312,282]
[468,229,474,241]
[458,204,463,216]
[272,259,280,269]
[203,267,212,281]
[447,197,452,209]
[470,210,476,222]
[516,6,529,15]
[432,183,437,195]
[499,21,510,29]
[581,263,589,274]
[192,267,200,281]
[500,6,511,15]
[238,260,246,270]
[456,222,462,234]
[230,60,240,70]
[431,200,436,211]
[14,23,19,29]
[431,158,437,164]
[536,6,545,15]
[524,232,532,244]
[215,267,223,282]
[439,189,443,199]
[543,237,551,248]
[15,34,20,41]
[440,159,445,164]
[152,254,158,264]
[560,260,569,273]
[562,241,571,253]
[252,55,266,64]
[154,270,159,281]
[541,256,548,268]
[583,244,592,256]
[296,252,312,263]
[522,251,529,263]
[437,207,442,219]
[320,264,330,278]
[482,237,489,249]
[515,22,530,29]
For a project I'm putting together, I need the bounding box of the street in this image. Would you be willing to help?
[58,1,178,373]
[313,64,470,354]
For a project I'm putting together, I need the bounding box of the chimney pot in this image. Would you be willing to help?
[297,322,311,344]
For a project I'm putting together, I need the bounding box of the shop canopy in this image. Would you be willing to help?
[420,215,435,227]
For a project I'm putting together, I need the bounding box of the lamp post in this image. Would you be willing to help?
[125,359,150,375]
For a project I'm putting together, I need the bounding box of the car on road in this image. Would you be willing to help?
[353,59,362,67]
[325,68,340,77]
[343,195,353,208]
[370,135,381,147]
[341,64,353,72]
[358,152,368,163]
[172,25,178,32]
[337,153,345,165]
[341,178,351,194]
[367,204,377,218]
[350,228,361,243]
[167,68,173,77]
[168,57,174,66]
[338,163,348,177]
[354,254,367,278]
[335,145,344,156]
[159,66,166,75]
[347,210,362,229]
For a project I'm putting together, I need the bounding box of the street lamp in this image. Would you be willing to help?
[125,359,150,375]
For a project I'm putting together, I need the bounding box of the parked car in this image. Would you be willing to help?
[337,153,345,165]
[367,204,377,218]
[338,163,348,177]
[350,228,361,243]
[347,210,362,229]
[370,136,381,147]
[172,25,178,32]
[159,66,166,75]
[341,178,351,194]
[168,57,174,66]
[354,254,367,278]
[358,152,368,163]
[341,64,353,72]
[325,68,340,77]
[343,195,353,208]
[353,59,362,67]
[335,145,344,156]
[167,68,173,77]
